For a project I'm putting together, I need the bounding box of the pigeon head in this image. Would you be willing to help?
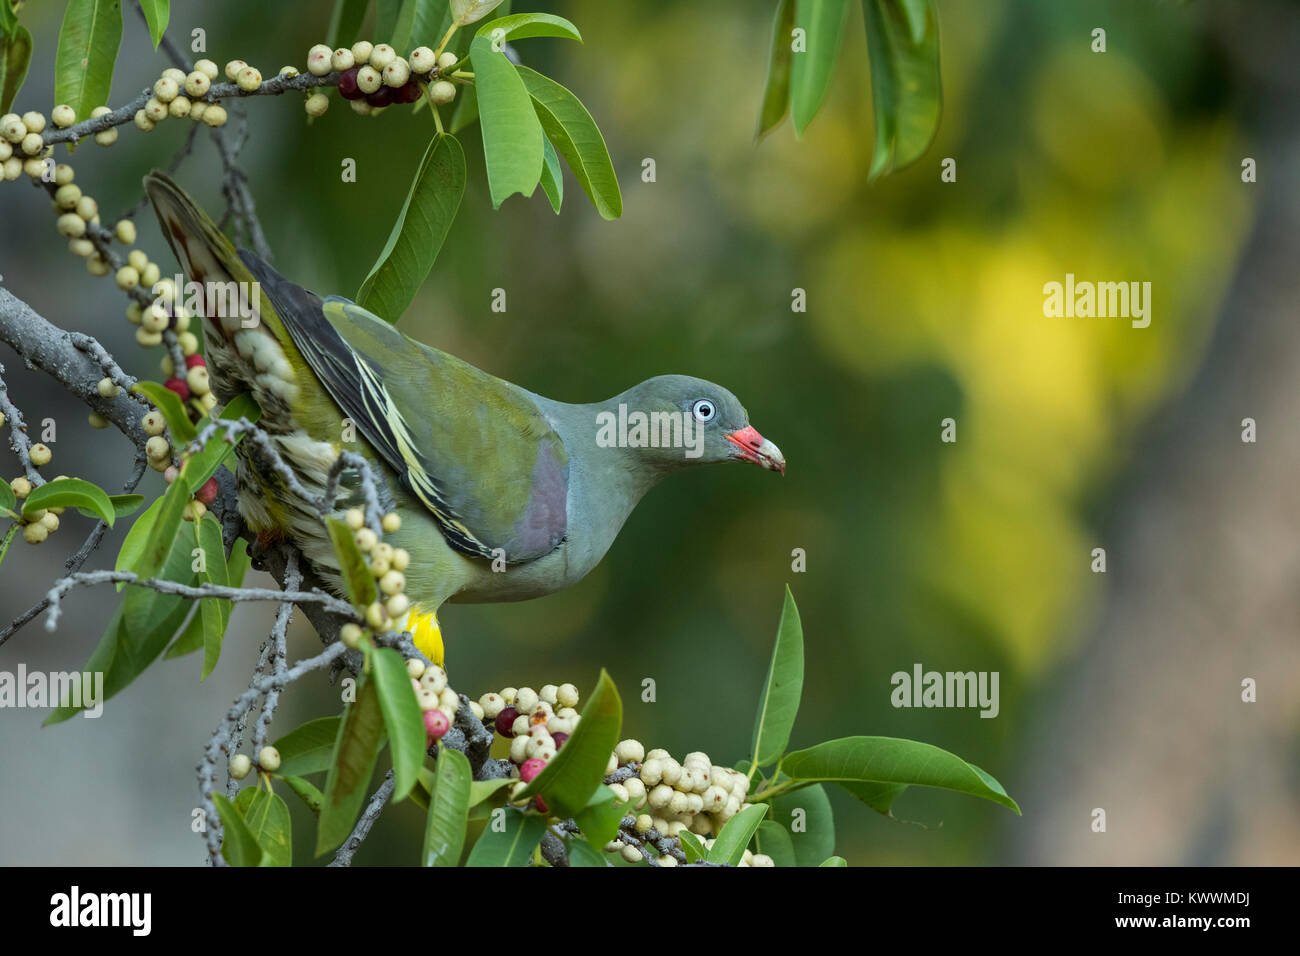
[603,374,785,475]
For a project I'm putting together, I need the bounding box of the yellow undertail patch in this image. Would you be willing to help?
[404,609,444,665]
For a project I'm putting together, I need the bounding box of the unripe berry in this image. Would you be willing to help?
[429,80,456,105]
[410,47,436,74]
[186,364,210,396]
[438,51,460,71]
[416,688,439,711]
[57,213,86,238]
[189,102,208,123]
[619,844,641,864]
[381,511,401,533]
[304,93,329,117]
[144,98,168,122]
[494,705,520,737]
[136,327,163,347]
[405,657,426,679]
[640,758,664,786]
[479,693,505,718]
[22,156,44,178]
[168,96,192,118]
[21,111,45,133]
[1,156,20,180]
[115,219,137,244]
[391,547,410,571]
[0,140,9,160]
[164,465,179,484]
[344,507,365,530]
[382,58,410,87]
[224,59,247,81]
[55,183,81,208]
[423,709,450,741]
[0,113,26,142]
[356,65,382,94]
[154,77,179,102]
[163,68,187,85]
[539,684,559,705]
[194,59,220,80]
[556,682,580,708]
[419,665,447,693]
[369,44,396,70]
[236,67,262,92]
[29,443,51,466]
[279,66,299,77]
[258,746,281,772]
[115,266,140,290]
[97,377,119,398]
[307,45,333,76]
[351,41,374,64]
[385,593,409,618]
[229,754,252,779]
[88,412,109,429]
[185,71,210,97]
[20,132,43,156]
[515,687,539,713]
[51,104,76,128]
[145,436,171,461]
[10,476,30,498]
[134,109,155,131]
[94,127,118,147]
[340,622,364,648]
[331,48,355,72]
[470,701,484,720]
[75,195,98,220]
[201,105,228,127]
[365,601,386,629]
[354,528,378,552]
[142,305,170,334]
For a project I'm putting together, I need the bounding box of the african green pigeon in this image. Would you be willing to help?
[144,172,784,662]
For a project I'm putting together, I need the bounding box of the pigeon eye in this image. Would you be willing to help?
[691,399,716,423]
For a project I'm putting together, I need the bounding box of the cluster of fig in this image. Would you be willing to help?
[304,41,462,117]
[336,506,417,637]
[132,61,240,133]
[7,467,67,546]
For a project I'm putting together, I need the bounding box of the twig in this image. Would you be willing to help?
[252,550,299,754]
[328,770,396,867]
[0,364,43,484]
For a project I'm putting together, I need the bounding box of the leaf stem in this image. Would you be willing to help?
[433,23,459,59]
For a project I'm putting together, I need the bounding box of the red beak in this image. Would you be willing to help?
[725,425,785,475]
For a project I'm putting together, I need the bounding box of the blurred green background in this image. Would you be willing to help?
[3,0,1296,866]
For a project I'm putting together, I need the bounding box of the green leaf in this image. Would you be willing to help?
[138,0,168,49]
[325,516,378,608]
[328,0,370,48]
[452,0,507,27]
[790,0,851,136]
[422,748,472,866]
[356,132,466,323]
[77,493,145,521]
[0,23,30,121]
[0,524,18,569]
[317,679,386,855]
[754,820,797,866]
[390,0,420,54]
[274,717,343,777]
[372,647,426,801]
[676,829,706,863]
[196,514,229,680]
[472,35,544,209]
[861,0,941,179]
[166,536,246,661]
[538,136,563,214]
[0,478,14,515]
[375,0,402,41]
[750,584,804,768]
[53,0,123,141]
[46,534,196,723]
[573,784,623,849]
[282,775,325,814]
[447,80,479,132]
[128,470,189,582]
[707,803,768,865]
[517,66,622,220]
[214,793,265,866]
[517,669,621,818]
[181,392,261,493]
[474,12,581,43]
[234,787,293,866]
[771,781,835,866]
[467,776,514,806]
[820,855,848,866]
[565,838,607,866]
[781,736,1021,814]
[465,808,546,866]
[756,0,796,140]
[132,380,197,444]
[23,477,116,527]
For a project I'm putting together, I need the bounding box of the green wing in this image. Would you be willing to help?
[238,252,568,564]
